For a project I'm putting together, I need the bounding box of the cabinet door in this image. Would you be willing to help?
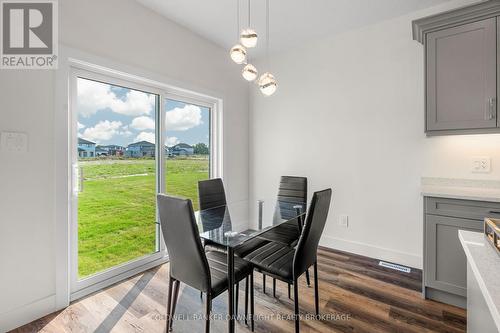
[425,215,483,296]
[426,18,497,131]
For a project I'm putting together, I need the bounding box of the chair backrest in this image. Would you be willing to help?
[293,189,332,276]
[277,176,307,203]
[276,176,307,220]
[157,194,211,292]
[198,178,227,211]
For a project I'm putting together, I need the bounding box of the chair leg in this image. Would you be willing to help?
[166,276,174,331]
[245,276,249,326]
[170,280,180,331]
[250,272,255,332]
[288,283,291,299]
[205,293,212,333]
[263,273,266,294]
[273,278,276,298]
[235,282,239,316]
[314,262,319,317]
[305,269,311,287]
[293,278,299,333]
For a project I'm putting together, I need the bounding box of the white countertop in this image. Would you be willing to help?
[421,178,500,202]
[458,230,500,331]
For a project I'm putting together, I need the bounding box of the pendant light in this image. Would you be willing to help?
[242,63,258,81]
[240,0,258,48]
[230,0,247,64]
[230,44,247,64]
[241,0,258,81]
[258,72,277,96]
[259,0,277,96]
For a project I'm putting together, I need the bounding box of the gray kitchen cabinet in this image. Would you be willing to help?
[413,1,500,135]
[423,197,500,308]
[426,18,497,132]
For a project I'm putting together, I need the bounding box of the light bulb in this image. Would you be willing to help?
[240,28,258,48]
[242,64,258,81]
[258,72,277,96]
[229,44,247,64]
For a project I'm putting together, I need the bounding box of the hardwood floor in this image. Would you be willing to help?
[12,248,466,333]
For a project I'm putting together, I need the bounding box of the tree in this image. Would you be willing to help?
[193,143,209,155]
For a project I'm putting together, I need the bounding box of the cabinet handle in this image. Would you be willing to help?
[487,98,496,120]
[488,210,500,215]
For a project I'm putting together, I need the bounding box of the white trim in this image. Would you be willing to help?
[70,256,168,302]
[0,295,56,332]
[320,235,423,269]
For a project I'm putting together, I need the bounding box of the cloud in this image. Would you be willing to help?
[165,136,180,146]
[82,120,123,142]
[134,131,155,144]
[77,122,85,130]
[77,78,155,117]
[166,104,202,131]
[130,116,155,130]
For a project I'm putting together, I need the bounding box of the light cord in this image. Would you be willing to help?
[248,0,251,27]
[266,0,270,62]
[236,0,240,40]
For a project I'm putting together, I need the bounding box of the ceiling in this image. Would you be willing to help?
[137,0,452,57]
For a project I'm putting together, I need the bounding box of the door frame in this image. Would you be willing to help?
[56,48,223,305]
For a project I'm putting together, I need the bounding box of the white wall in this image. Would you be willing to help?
[0,0,248,330]
[249,0,500,269]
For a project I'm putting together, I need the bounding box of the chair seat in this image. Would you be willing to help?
[204,239,227,253]
[243,242,295,282]
[205,236,271,258]
[257,220,301,245]
[206,251,253,297]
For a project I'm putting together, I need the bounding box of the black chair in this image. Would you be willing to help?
[198,178,230,253]
[198,178,267,314]
[243,189,332,333]
[157,194,255,333]
[256,176,309,295]
[199,178,227,210]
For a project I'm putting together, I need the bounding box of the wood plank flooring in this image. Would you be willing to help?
[11,248,466,333]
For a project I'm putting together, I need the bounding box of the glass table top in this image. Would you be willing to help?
[196,199,307,248]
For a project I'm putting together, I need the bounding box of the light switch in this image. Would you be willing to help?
[1,132,28,153]
[471,157,491,173]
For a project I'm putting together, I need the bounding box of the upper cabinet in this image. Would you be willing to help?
[413,1,500,135]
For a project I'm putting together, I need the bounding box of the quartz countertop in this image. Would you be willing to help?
[421,178,500,202]
[458,230,500,331]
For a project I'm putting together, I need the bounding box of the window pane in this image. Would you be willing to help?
[165,99,210,210]
[77,77,158,278]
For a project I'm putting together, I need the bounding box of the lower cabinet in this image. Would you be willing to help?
[423,197,499,308]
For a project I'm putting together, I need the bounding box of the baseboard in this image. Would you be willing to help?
[320,235,423,269]
[0,295,56,332]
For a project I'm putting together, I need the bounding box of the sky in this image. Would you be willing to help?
[77,78,210,147]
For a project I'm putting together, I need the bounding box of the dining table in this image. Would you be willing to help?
[195,198,307,333]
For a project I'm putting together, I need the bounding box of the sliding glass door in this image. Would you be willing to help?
[69,66,221,299]
[164,98,211,210]
[70,70,165,297]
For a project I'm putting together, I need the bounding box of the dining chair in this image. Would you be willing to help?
[243,189,332,333]
[198,178,268,318]
[198,178,229,253]
[256,176,309,295]
[157,194,255,333]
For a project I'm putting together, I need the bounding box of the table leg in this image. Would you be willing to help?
[227,246,235,333]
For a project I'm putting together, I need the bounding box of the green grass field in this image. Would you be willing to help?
[78,157,209,277]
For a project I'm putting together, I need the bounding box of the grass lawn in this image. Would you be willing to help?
[78,156,209,277]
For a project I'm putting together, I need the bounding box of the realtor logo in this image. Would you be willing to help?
[1,0,58,69]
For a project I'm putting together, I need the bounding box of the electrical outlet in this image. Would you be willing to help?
[1,132,28,153]
[339,215,349,228]
[471,157,491,173]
